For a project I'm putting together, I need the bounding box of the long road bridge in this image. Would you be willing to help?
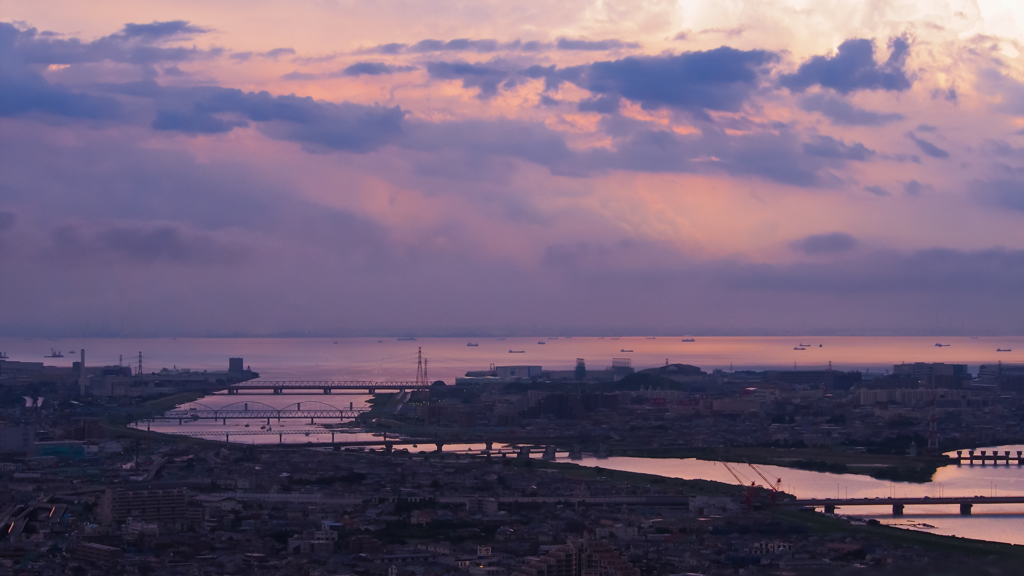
[785,496,1024,516]
[157,401,368,424]
[228,380,431,394]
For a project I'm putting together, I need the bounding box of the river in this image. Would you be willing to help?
[8,336,1024,544]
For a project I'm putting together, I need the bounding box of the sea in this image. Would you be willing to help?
[4,335,1024,544]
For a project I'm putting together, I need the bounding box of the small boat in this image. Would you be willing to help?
[467,342,479,347]
[334,341,338,344]
[610,337,620,340]
[818,344,823,347]
[598,337,605,340]
[509,350,525,353]
[620,349,633,353]
[397,337,417,341]
[0,351,8,359]
[496,338,506,341]
[997,349,1012,352]
[934,343,950,347]
[793,347,806,351]
[681,338,695,342]
[799,343,811,347]
[646,337,656,340]
[45,349,64,358]
[537,341,546,345]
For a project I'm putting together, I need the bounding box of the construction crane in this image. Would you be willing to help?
[747,461,782,492]
[718,460,746,486]
[746,461,782,505]
[719,460,757,512]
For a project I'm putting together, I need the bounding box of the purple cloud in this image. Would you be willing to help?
[781,36,911,94]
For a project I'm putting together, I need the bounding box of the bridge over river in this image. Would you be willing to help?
[786,496,1024,515]
[228,380,431,394]
[158,400,368,424]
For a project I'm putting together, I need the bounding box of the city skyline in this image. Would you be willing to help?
[2,1,1024,336]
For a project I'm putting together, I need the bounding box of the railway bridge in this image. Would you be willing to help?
[160,401,367,424]
[227,380,431,394]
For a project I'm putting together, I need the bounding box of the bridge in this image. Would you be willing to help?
[227,380,431,394]
[954,449,1024,465]
[785,496,1024,516]
[159,401,368,423]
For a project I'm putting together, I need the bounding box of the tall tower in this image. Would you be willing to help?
[415,347,425,386]
[78,349,86,396]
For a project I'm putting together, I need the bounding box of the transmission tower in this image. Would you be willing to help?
[415,347,425,386]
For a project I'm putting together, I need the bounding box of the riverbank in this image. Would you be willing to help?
[502,459,1024,558]
[771,507,1024,558]
[607,445,947,483]
[104,389,218,446]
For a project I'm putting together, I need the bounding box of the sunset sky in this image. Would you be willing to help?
[2,0,1023,336]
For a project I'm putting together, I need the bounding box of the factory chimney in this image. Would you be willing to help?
[78,349,86,397]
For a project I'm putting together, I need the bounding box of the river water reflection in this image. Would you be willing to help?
[572,450,1024,545]
[88,336,1024,544]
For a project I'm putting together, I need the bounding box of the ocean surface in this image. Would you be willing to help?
[7,335,1024,544]
[3,335,1022,382]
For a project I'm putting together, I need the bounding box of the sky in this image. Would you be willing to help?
[1,0,1023,337]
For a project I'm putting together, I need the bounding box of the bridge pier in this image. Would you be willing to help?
[543,445,556,460]
[324,388,331,394]
[368,388,375,394]
[225,433,230,442]
[892,504,904,516]
[517,446,530,459]
[222,418,226,425]
[179,419,182,425]
[435,443,444,453]
[486,442,493,451]
[273,388,282,394]
[1018,451,1022,465]
[960,503,973,515]
[385,443,393,454]
[969,450,975,465]
[824,505,836,514]
[279,433,283,444]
